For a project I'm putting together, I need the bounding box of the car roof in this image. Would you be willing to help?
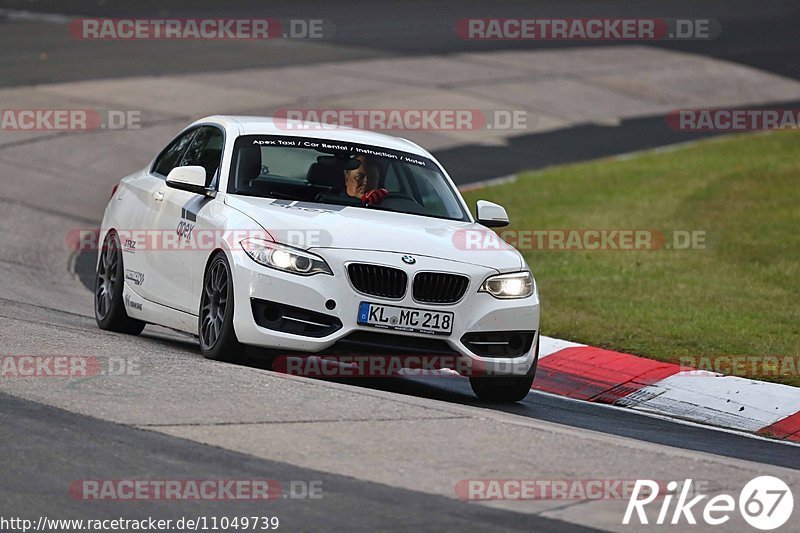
[191,115,434,159]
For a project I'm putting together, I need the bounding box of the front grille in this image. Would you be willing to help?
[347,263,407,299]
[413,272,469,304]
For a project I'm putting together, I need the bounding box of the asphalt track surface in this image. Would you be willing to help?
[1,391,594,532]
[2,0,799,84]
[2,1,800,531]
[2,0,798,180]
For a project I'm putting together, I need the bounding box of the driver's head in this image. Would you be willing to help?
[344,155,380,198]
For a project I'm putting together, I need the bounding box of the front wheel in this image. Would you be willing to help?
[469,342,538,403]
[198,252,244,361]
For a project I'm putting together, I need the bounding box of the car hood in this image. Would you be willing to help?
[225,195,524,271]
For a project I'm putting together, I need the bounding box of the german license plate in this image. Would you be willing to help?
[357,302,453,336]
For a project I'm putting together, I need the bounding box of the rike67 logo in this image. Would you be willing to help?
[624,476,793,530]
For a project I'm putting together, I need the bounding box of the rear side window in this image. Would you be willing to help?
[153,129,197,177]
[179,126,224,185]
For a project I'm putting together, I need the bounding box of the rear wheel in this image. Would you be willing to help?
[469,341,538,403]
[94,231,146,334]
[198,252,244,361]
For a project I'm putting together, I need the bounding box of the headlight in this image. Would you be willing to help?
[479,271,533,299]
[240,239,332,276]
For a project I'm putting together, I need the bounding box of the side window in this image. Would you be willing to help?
[153,129,197,178]
[179,126,224,185]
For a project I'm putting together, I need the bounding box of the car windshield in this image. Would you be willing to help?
[228,135,469,221]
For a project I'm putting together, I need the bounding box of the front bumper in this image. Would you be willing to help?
[230,248,540,376]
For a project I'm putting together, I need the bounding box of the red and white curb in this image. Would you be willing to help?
[537,336,800,442]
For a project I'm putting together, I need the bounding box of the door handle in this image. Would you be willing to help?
[153,190,165,202]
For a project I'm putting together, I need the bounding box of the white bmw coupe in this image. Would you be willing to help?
[95,116,540,401]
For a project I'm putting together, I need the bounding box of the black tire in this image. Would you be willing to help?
[198,252,244,361]
[94,231,146,335]
[469,340,539,403]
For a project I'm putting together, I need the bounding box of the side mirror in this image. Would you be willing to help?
[166,166,216,197]
[476,200,510,227]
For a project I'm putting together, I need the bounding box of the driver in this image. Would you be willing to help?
[344,155,389,206]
